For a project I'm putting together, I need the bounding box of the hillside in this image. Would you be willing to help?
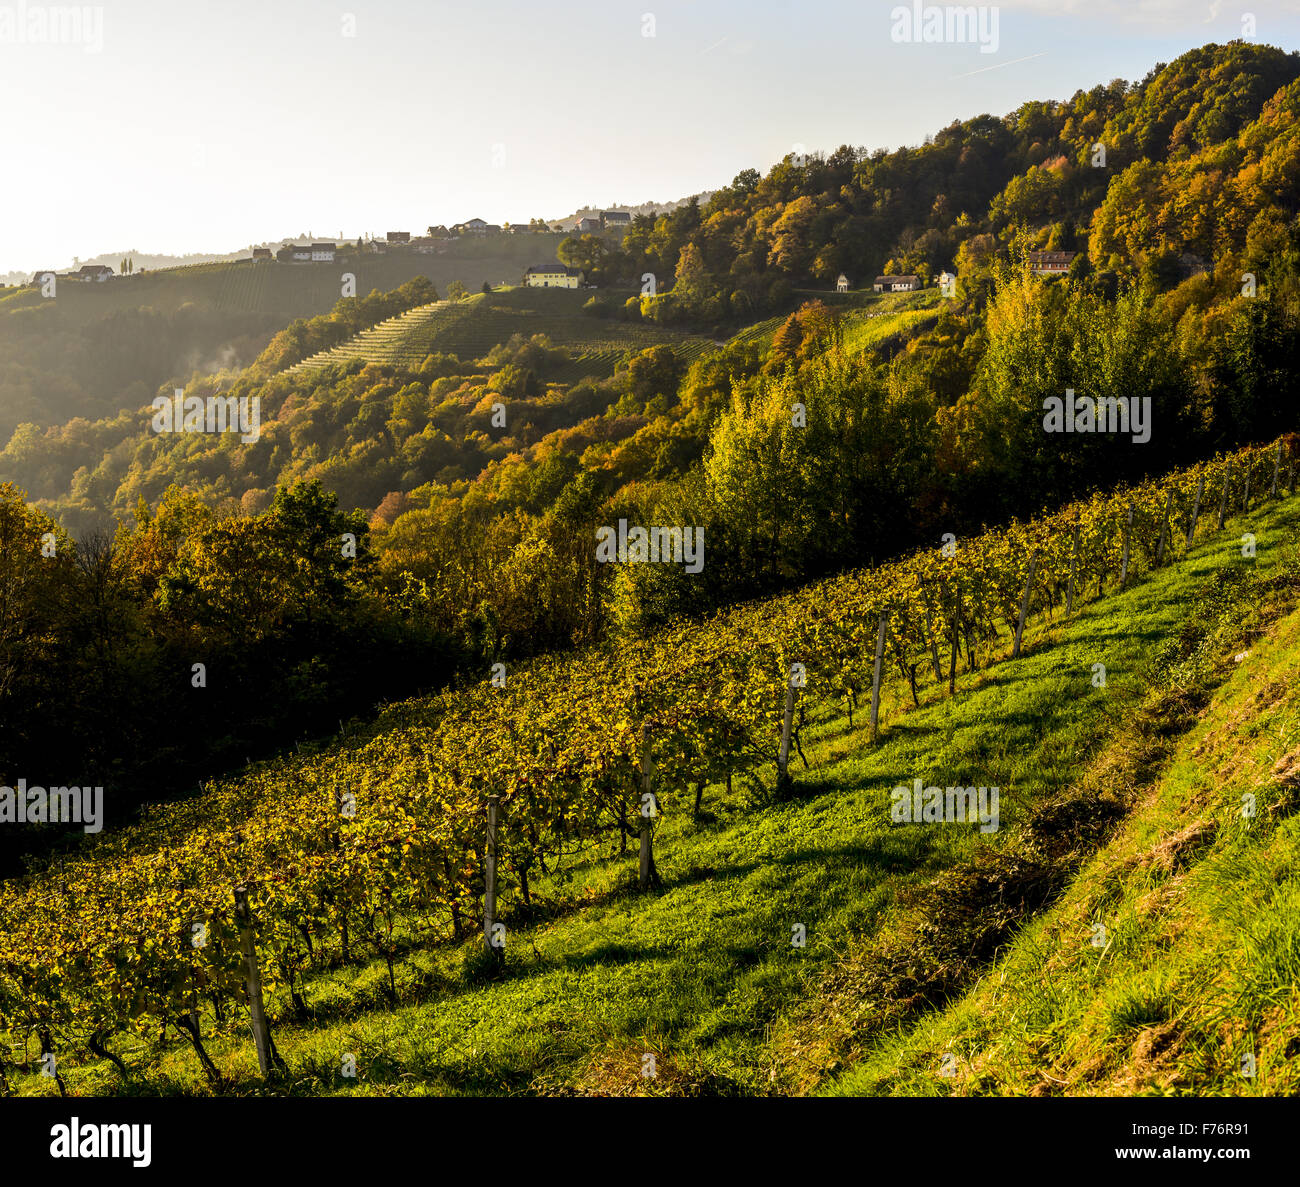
[3,442,1296,1097]
[4,40,1297,560]
[0,235,572,440]
[287,288,719,381]
[3,37,1300,1105]
[9,40,1297,452]
[824,560,1300,1096]
[0,278,947,538]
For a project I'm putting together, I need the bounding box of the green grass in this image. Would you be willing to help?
[824,537,1300,1096]
[724,288,943,357]
[16,491,1300,1097]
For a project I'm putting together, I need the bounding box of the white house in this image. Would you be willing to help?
[601,210,632,230]
[310,242,336,262]
[937,270,956,293]
[872,274,920,292]
[523,264,583,289]
[836,273,849,293]
[71,264,113,282]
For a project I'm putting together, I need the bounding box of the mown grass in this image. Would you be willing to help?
[823,537,1300,1097]
[13,493,1300,1097]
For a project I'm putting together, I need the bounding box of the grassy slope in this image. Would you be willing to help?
[20,490,1299,1098]
[825,557,1300,1096]
[725,288,940,356]
[286,286,941,383]
[288,287,719,381]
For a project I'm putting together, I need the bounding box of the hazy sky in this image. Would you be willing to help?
[2,0,1298,272]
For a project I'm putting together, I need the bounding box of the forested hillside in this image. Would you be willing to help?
[4,437,1297,1096]
[4,37,1300,1109]
[3,42,1300,867]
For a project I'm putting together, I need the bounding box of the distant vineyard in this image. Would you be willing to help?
[726,289,941,357]
[1,436,1294,1089]
[840,307,941,356]
[287,290,719,380]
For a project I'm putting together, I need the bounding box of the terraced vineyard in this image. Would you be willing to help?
[725,289,944,357]
[840,306,942,356]
[725,313,787,351]
[286,289,720,379]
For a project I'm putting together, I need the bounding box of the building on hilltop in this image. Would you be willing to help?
[872,274,920,292]
[275,243,335,263]
[387,230,411,244]
[523,264,584,289]
[1027,250,1076,276]
[70,264,114,282]
[575,216,601,233]
[252,247,272,263]
[601,210,631,230]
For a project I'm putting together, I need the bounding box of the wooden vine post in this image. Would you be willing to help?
[948,606,959,695]
[639,724,657,890]
[923,586,943,683]
[483,795,501,960]
[1066,526,1079,614]
[1271,441,1282,498]
[1154,489,1173,567]
[1119,504,1133,588]
[1242,460,1251,512]
[869,610,888,742]
[1186,473,1204,546]
[233,885,275,1078]
[778,666,798,779]
[1218,459,1232,530]
[1013,554,1036,658]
